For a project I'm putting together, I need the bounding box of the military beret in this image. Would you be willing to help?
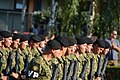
[47,40,61,50]
[85,37,93,44]
[20,35,29,42]
[55,36,69,47]
[31,35,41,42]
[93,39,105,48]
[0,31,12,38]
[104,40,111,49]
[76,37,86,45]
[67,37,77,46]
[0,35,3,41]
[12,33,21,41]
[38,34,45,41]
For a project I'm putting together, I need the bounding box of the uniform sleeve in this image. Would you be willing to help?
[27,59,41,79]
[19,54,24,74]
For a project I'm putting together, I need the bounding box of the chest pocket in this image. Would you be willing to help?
[27,62,40,79]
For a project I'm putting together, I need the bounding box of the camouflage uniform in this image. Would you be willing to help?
[65,54,78,80]
[0,47,12,79]
[17,47,33,75]
[31,47,40,57]
[30,47,42,58]
[49,57,63,80]
[27,56,52,80]
[85,52,95,80]
[78,53,88,80]
[0,48,11,71]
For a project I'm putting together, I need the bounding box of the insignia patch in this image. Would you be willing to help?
[33,66,38,71]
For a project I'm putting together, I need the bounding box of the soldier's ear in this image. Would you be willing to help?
[51,49,55,53]
[60,46,64,50]
[50,49,53,53]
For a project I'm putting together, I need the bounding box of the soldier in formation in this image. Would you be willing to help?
[0,30,111,80]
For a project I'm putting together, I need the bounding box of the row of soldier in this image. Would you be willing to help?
[0,31,110,80]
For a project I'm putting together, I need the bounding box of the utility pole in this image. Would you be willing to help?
[86,0,95,37]
[21,0,27,33]
[48,0,58,29]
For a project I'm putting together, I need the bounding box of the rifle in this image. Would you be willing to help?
[21,53,30,79]
[5,51,14,76]
[80,60,88,80]
[100,58,108,80]
[62,61,67,80]
[88,58,94,80]
[51,63,59,80]
[71,61,78,80]
[95,57,103,78]
[66,60,74,80]
[0,53,3,70]
[37,48,42,56]
[0,57,2,71]
[14,50,20,73]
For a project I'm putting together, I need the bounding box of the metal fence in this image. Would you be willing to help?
[0,10,33,32]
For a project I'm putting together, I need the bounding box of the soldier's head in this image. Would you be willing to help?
[102,40,111,55]
[0,35,3,47]
[92,39,105,54]
[55,36,69,56]
[30,35,41,48]
[66,37,77,55]
[11,33,21,49]
[42,31,51,44]
[76,37,87,54]
[38,34,46,49]
[46,40,61,58]
[85,37,93,53]
[0,31,12,48]
[20,35,29,49]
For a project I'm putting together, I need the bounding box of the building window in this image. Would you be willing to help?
[14,0,27,10]
[0,0,14,10]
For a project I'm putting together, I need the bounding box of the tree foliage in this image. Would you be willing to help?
[33,0,120,37]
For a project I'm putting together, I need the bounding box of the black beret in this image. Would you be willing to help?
[20,35,29,42]
[93,39,105,48]
[76,37,86,45]
[31,35,41,42]
[12,33,21,41]
[0,35,3,41]
[0,31,12,38]
[47,40,61,50]
[55,36,69,47]
[38,34,45,41]
[85,37,93,44]
[104,40,111,49]
[67,37,77,46]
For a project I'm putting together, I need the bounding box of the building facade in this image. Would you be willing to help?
[0,0,49,32]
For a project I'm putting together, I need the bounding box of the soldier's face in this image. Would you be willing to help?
[86,44,93,53]
[12,39,20,49]
[69,44,77,54]
[0,40,3,47]
[52,49,61,58]
[78,43,87,53]
[92,44,104,54]
[21,40,28,49]
[30,41,39,48]
[95,46,104,54]
[103,48,110,55]
[60,46,67,56]
[4,37,12,47]
[67,46,74,55]
[39,41,46,48]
